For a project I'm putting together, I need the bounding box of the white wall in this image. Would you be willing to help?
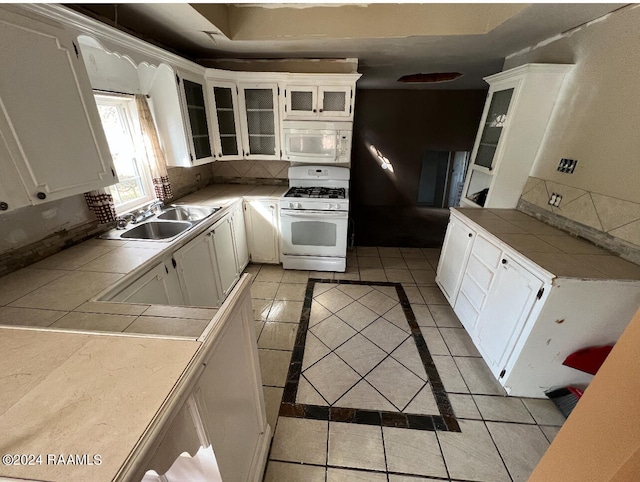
[505,5,640,203]
[506,5,640,250]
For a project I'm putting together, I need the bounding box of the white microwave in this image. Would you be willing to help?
[282,120,352,164]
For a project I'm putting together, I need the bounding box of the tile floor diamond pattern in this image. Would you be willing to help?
[284,279,457,429]
[256,250,564,481]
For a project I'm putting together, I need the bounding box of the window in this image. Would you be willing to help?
[95,94,155,213]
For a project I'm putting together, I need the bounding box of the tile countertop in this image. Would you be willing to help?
[0,183,286,336]
[455,208,640,281]
[0,327,199,481]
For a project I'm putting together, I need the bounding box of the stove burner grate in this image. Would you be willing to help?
[285,187,346,199]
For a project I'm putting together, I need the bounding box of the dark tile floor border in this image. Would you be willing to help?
[279,278,461,433]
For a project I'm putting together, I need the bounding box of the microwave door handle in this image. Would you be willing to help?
[283,210,348,218]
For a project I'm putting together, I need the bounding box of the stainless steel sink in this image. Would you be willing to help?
[157,205,220,222]
[120,221,192,240]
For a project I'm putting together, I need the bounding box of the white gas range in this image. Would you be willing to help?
[280,166,350,272]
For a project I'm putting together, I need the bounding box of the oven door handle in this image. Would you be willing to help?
[281,210,348,218]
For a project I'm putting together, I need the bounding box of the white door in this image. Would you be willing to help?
[318,86,352,118]
[245,200,280,264]
[436,216,476,303]
[475,255,544,379]
[212,217,239,298]
[173,231,222,307]
[238,83,281,160]
[231,204,249,271]
[0,8,116,205]
[110,261,183,305]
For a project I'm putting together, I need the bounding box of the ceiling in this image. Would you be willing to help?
[69,3,624,90]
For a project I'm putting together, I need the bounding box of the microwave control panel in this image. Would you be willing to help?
[338,131,352,157]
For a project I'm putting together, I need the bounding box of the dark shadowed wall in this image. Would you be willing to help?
[351,89,487,207]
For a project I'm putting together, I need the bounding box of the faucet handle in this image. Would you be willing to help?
[116,213,136,229]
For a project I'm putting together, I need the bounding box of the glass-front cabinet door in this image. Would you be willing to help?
[178,73,214,166]
[473,88,514,170]
[238,83,280,160]
[285,85,317,117]
[318,86,352,118]
[209,80,243,160]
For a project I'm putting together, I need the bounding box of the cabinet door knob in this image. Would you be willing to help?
[319,109,323,112]
[501,259,508,264]
[36,192,47,200]
[468,233,473,237]
[312,109,316,113]
[0,202,8,211]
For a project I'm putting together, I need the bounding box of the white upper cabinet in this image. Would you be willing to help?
[176,70,216,166]
[284,84,354,120]
[461,64,572,209]
[0,6,117,212]
[207,78,244,161]
[237,83,281,160]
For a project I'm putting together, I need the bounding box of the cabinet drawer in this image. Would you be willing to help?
[473,235,502,268]
[466,255,495,292]
[454,292,480,333]
[459,274,486,311]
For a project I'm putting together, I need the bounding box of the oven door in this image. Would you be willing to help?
[283,129,339,163]
[280,209,348,256]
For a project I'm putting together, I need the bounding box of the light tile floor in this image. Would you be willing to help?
[248,247,566,482]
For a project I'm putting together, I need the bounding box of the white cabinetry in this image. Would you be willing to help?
[473,254,543,378]
[437,209,640,397]
[244,199,280,264]
[0,6,117,212]
[211,215,238,299]
[107,204,247,309]
[437,216,475,303]
[136,277,270,482]
[177,71,215,166]
[210,202,249,298]
[207,78,244,161]
[109,258,184,305]
[284,83,353,120]
[461,64,572,208]
[231,202,250,270]
[173,229,222,308]
[238,83,281,160]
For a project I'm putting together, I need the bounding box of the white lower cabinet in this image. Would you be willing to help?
[436,215,475,303]
[173,229,222,308]
[244,200,280,264]
[438,209,640,397]
[211,216,239,298]
[474,254,543,378]
[108,202,250,309]
[110,258,184,305]
[137,277,270,482]
[231,203,250,270]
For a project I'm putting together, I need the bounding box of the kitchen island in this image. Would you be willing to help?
[437,207,640,397]
[0,184,285,481]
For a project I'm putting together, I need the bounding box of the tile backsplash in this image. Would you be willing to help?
[166,164,215,200]
[211,160,290,181]
[519,177,640,264]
